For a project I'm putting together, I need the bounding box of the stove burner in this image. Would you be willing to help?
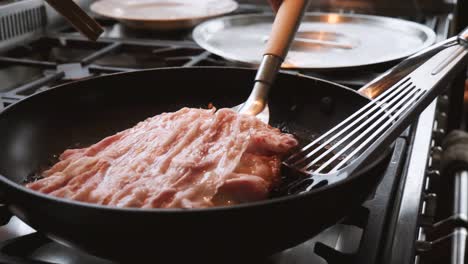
[57,63,91,80]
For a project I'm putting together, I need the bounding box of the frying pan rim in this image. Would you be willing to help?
[0,66,379,213]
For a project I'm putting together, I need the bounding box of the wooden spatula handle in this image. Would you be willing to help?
[239,0,308,117]
[265,0,308,59]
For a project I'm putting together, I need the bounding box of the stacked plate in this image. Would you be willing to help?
[90,0,238,30]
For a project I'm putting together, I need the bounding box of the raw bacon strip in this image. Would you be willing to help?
[27,108,298,208]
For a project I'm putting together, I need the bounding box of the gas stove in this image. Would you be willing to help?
[0,1,467,264]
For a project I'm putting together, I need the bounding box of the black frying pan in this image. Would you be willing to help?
[0,67,390,262]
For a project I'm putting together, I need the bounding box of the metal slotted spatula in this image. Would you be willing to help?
[233,0,309,123]
[282,27,468,195]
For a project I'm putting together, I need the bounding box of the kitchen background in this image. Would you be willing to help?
[0,0,467,263]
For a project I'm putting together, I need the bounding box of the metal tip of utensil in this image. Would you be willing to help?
[232,103,270,124]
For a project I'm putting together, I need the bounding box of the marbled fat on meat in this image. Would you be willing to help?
[27,108,298,208]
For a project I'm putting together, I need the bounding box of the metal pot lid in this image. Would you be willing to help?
[193,13,436,70]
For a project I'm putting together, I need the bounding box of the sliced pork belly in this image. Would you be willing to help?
[27,108,298,208]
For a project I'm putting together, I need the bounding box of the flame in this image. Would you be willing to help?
[327,14,340,24]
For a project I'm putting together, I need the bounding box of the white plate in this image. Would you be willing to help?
[91,0,238,30]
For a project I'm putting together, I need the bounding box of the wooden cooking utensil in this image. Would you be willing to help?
[235,0,309,122]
